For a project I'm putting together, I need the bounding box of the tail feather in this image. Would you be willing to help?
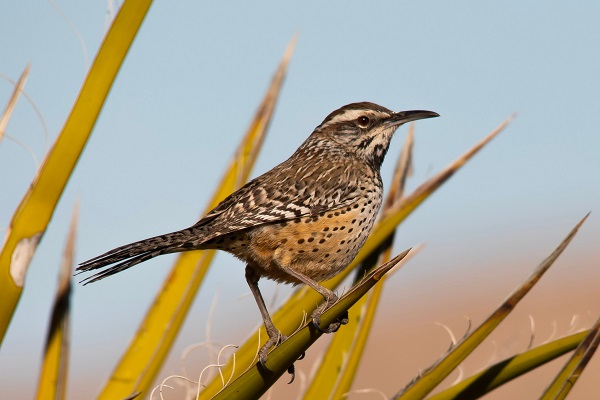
[77,228,200,283]
[79,249,168,284]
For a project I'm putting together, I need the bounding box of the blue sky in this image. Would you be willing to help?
[1,1,599,398]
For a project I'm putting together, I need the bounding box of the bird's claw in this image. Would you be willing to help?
[257,332,304,384]
[258,331,288,368]
[311,307,349,333]
[308,292,347,333]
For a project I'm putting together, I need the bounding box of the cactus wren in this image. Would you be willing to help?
[78,102,438,362]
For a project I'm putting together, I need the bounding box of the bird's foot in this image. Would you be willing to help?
[258,330,288,368]
[310,293,349,333]
[258,330,304,384]
[284,353,306,384]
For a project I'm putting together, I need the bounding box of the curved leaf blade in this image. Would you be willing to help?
[0,0,153,346]
[429,331,588,400]
[540,316,600,400]
[394,213,589,400]
[208,250,410,400]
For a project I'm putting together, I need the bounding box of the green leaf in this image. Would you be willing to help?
[429,331,588,400]
[209,250,410,400]
[540,315,600,400]
[394,213,589,400]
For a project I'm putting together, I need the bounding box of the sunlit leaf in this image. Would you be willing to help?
[0,0,153,346]
[394,213,589,400]
[540,315,600,400]
[35,203,78,400]
[429,331,588,400]
[209,250,410,400]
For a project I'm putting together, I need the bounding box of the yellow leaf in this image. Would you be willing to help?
[36,203,78,400]
[0,0,153,345]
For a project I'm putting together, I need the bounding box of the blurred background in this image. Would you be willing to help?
[1,1,599,398]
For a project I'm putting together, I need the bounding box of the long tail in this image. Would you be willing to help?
[77,227,203,284]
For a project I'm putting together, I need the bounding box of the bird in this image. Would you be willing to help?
[77,102,439,364]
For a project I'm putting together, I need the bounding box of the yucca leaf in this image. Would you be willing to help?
[303,125,415,399]
[201,117,512,397]
[369,115,513,253]
[0,0,152,346]
[0,64,30,143]
[35,203,78,400]
[540,316,600,400]
[394,213,589,400]
[429,331,588,400]
[208,250,410,400]
[97,37,296,400]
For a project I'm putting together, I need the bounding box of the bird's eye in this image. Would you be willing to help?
[357,116,370,127]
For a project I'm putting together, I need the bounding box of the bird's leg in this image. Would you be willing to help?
[278,265,348,334]
[245,265,286,366]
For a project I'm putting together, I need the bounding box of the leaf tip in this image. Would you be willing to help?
[282,34,298,65]
[575,212,591,230]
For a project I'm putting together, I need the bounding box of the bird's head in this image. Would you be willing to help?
[310,102,439,170]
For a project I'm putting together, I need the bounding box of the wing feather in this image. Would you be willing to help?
[191,151,375,242]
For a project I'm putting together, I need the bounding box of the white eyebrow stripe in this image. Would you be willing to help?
[321,109,388,129]
[331,109,367,123]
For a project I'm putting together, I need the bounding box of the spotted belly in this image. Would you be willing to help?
[205,198,381,284]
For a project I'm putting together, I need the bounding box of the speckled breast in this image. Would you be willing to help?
[238,191,382,284]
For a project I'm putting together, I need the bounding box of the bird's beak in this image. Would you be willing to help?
[385,110,440,127]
